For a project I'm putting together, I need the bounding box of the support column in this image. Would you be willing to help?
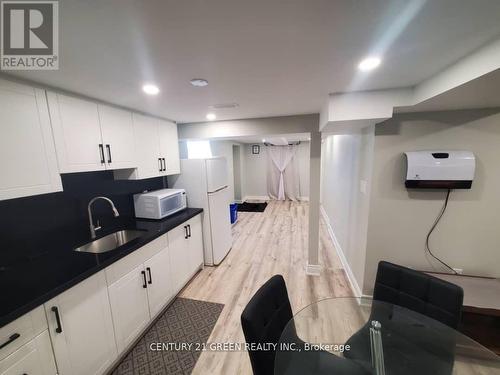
[306,130,322,275]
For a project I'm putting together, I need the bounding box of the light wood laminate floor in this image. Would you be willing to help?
[180,200,352,375]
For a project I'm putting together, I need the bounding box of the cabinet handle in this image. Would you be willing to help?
[187,224,191,238]
[146,267,152,284]
[51,306,63,333]
[162,158,166,171]
[0,333,20,350]
[98,144,105,164]
[158,158,162,172]
[141,270,147,288]
[184,225,188,239]
[106,144,112,163]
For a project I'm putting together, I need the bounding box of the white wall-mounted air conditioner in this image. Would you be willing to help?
[404,151,475,189]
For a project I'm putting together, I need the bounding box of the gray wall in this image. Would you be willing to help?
[178,114,319,139]
[209,140,246,202]
[320,128,374,294]
[363,109,500,294]
[243,144,268,198]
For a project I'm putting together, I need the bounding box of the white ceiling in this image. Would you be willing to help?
[396,68,500,113]
[6,0,500,123]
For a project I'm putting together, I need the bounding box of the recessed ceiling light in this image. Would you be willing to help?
[142,83,160,95]
[190,78,208,87]
[206,113,216,121]
[262,139,266,143]
[358,57,381,71]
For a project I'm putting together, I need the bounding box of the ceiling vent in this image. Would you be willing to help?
[209,103,239,109]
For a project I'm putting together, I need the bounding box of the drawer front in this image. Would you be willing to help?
[0,306,46,361]
[105,233,167,286]
[0,330,57,375]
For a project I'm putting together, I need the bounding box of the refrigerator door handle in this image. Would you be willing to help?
[208,185,228,194]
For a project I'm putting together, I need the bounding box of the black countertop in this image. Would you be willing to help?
[0,208,203,328]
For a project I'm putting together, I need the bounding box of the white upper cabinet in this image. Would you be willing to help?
[45,271,117,375]
[116,114,180,180]
[47,92,106,173]
[0,80,62,201]
[47,93,138,174]
[130,113,162,179]
[98,105,136,170]
[158,119,181,175]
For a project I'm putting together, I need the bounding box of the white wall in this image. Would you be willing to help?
[242,142,310,200]
[364,109,500,294]
[320,128,374,295]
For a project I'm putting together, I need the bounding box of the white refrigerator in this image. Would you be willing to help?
[168,157,233,265]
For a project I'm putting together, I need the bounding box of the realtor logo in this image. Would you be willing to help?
[1,0,58,70]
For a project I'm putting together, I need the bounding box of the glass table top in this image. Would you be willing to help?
[275,297,500,375]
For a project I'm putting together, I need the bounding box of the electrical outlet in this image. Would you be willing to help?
[360,180,367,194]
[453,268,463,274]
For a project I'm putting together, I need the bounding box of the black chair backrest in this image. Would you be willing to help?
[241,275,293,375]
[373,261,464,328]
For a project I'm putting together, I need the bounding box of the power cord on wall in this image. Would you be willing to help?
[425,188,458,275]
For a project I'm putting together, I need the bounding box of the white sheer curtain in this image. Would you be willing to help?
[266,145,300,201]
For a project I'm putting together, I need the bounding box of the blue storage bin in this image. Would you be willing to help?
[230,203,238,224]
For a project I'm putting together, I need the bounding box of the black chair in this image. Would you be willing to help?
[345,261,464,375]
[241,275,293,375]
[373,261,464,328]
[241,275,370,375]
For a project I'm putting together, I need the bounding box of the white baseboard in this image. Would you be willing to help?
[320,205,362,297]
[305,263,321,276]
[242,195,308,202]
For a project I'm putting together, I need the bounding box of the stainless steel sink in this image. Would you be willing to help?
[74,229,146,254]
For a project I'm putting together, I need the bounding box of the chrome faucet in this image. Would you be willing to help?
[88,196,120,239]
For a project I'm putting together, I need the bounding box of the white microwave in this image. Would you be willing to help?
[134,188,187,220]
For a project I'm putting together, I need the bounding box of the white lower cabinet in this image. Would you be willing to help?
[45,271,117,375]
[187,215,204,271]
[106,235,175,353]
[168,215,204,295]
[168,223,192,294]
[144,247,175,318]
[107,264,151,354]
[0,331,57,375]
[2,214,205,375]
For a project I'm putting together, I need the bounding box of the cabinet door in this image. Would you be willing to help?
[45,271,117,375]
[144,247,174,318]
[48,92,105,173]
[167,224,191,295]
[108,264,150,353]
[132,113,161,179]
[0,331,57,375]
[0,80,62,201]
[98,105,136,170]
[158,119,180,175]
[188,215,204,271]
